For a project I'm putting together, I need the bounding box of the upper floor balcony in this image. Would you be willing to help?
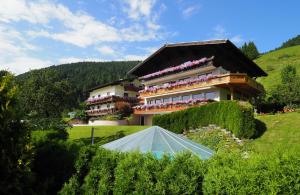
[86,95,138,106]
[139,73,264,98]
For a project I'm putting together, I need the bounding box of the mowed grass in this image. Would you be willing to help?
[255,45,300,93]
[67,125,148,140]
[249,112,300,154]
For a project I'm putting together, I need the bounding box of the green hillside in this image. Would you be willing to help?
[255,45,300,93]
[17,61,139,100]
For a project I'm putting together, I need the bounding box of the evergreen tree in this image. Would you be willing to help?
[271,65,300,105]
[240,41,260,60]
[280,65,296,84]
[0,71,32,194]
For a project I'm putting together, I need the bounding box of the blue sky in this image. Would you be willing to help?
[1,0,300,74]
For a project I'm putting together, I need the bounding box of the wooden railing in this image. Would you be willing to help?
[139,73,264,98]
[87,96,137,105]
[134,102,208,114]
[86,108,116,116]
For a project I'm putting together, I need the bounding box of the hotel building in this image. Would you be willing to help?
[128,40,267,125]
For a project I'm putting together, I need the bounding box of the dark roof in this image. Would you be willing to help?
[128,40,267,77]
[88,78,133,92]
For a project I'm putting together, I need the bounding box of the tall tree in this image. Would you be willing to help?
[280,65,296,84]
[271,65,300,105]
[19,69,76,119]
[240,41,260,60]
[0,71,32,194]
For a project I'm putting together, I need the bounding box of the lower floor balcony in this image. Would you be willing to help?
[87,95,137,106]
[133,99,211,115]
[86,108,116,116]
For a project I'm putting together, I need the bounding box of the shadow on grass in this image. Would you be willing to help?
[252,119,267,139]
[73,131,126,145]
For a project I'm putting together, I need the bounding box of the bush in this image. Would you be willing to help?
[61,148,300,195]
[31,139,83,194]
[153,101,256,138]
[203,151,300,194]
[61,148,207,194]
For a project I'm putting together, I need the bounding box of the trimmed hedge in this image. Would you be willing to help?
[60,148,206,195]
[153,101,256,138]
[60,147,300,194]
[203,151,300,194]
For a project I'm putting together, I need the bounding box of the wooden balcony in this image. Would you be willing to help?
[134,101,209,115]
[86,108,116,116]
[87,96,137,106]
[139,73,264,98]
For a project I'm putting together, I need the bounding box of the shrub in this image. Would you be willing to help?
[153,101,256,138]
[31,139,83,194]
[61,148,207,194]
[203,151,300,194]
[61,148,300,195]
[59,144,98,195]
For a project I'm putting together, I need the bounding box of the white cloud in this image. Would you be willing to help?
[182,5,200,18]
[0,25,47,74]
[230,35,243,45]
[58,57,104,64]
[210,25,244,45]
[0,0,167,74]
[123,0,156,20]
[124,54,147,61]
[2,0,163,48]
[2,57,52,75]
[96,46,116,56]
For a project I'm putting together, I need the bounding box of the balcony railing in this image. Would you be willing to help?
[87,95,138,105]
[86,108,116,116]
[133,99,211,114]
[139,73,264,98]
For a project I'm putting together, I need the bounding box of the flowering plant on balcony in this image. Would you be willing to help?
[86,108,115,114]
[140,56,214,80]
[139,74,217,93]
[87,95,137,104]
[133,98,209,110]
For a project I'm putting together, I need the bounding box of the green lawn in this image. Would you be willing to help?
[31,125,148,145]
[67,125,148,140]
[249,112,300,154]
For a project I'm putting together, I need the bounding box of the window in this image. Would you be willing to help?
[149,100,154,105]
[92,96,95,98]
[124,93,128,97]
[98,94,101,98]
[107,104,111,108]
[107,92,110,96]
[163,97,171,103]
[182,95,190,101]
[179,77,189,82]
[155,99,162,104]
[97,106,100,109]
[192,93,204,99]
[172,96,181,102]
[206,91,217,100]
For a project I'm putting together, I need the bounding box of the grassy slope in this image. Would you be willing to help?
[249,112,300,154]
[255,45,300,93]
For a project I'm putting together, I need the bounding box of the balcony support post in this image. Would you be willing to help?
[229,86,234,100]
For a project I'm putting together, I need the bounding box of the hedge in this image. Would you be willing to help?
[203,151,300,194]
[60,147,300,194]
[153,101,256,138]
[60,148,206,195]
